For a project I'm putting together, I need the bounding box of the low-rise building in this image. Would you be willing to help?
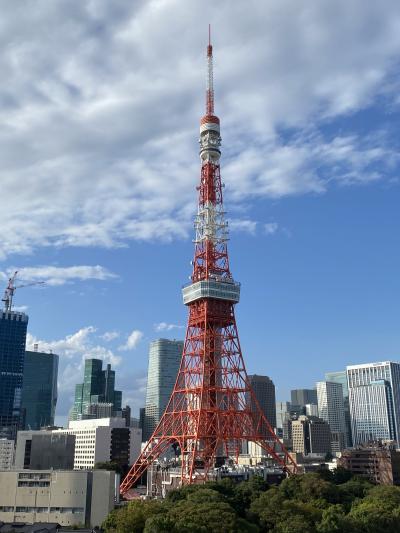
[338,444,400,485]
[0,469,116,528]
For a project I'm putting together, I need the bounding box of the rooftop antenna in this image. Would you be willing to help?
[206,24,214,115]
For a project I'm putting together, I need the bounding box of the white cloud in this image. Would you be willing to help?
[264,223,279,235]
[26,326,121,366]
[26,325,124,417]
[229,219,257,235]
[1,265,117,286]
[119,329,143,351]
[100,330,120,342]
[0,1,399,258]
[154,322,184,332]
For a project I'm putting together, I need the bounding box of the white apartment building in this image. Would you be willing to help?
[0,439,14,469]
[347,362,400,446]
[317,381,347,453]
[53,417,141,469]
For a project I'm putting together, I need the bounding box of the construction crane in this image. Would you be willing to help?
[2,271,45,312]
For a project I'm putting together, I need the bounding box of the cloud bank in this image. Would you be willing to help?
[0,0,399,259]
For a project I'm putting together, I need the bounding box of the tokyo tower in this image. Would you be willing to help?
[120,32,297,496]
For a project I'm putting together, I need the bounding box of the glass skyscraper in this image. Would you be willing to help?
[0,310,28,439]
[317,381,347,453]
[21,349,59,430]
[70,359,122,421]
[325,370,352,446]
[144,339,183,441]
[347,362,400,446]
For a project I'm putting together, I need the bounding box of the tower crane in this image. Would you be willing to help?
[2,270,45,312]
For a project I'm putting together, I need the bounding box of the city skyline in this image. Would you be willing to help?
[0,1,399,424]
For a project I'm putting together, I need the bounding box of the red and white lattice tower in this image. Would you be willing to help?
[120,32,297,496]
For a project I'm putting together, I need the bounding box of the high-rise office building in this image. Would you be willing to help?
[317,381,347,453]
[347,362,400,446]
[276,401,291,429]
[21,348,59,430]
[70,359,122,421]
[246,375,276,429]
[291,415,331,456]
[325,370,352,446]
[0,310,28,439]
[291,389,317,408]
[144,339,183,441]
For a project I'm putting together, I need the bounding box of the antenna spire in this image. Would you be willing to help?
[206,24,214,115]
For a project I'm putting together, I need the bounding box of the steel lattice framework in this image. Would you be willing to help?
[120,33,297,497]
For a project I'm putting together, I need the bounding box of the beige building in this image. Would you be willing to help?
[292,415,331,456]
[0,439,14,469]
[0,469,115,528]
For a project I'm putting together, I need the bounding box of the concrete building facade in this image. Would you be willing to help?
[54,418,141,470]
[338,445,400,485]
[347,362,400,446]
[291,415,331,456]
[0,469,115,528]
[144,339,183,440]
[0,439,14,469]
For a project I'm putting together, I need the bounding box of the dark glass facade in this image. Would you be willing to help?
[29,433,75,470]
[291,388,318,407]
[21,350,59,430]
[0,311,28,439]
[246,374,277,429]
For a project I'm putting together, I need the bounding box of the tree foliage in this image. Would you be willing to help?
[102,469,400,533]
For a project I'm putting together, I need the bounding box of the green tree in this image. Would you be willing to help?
[102,500,165,533]
[167,500,241,532]
[94,461,123,475]
[331,467,353,485]
[233,475,269,515]
[280,473,340,507]
[250,488,322,531]
[316,505,354,533]
[338,476,372,508]
[144,513,177,532]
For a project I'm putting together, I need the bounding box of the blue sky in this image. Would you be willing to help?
[1,1,399,423]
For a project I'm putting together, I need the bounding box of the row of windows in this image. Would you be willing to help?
[18,481,50,487]
[0,506,83,514]
[19,473,50,480]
